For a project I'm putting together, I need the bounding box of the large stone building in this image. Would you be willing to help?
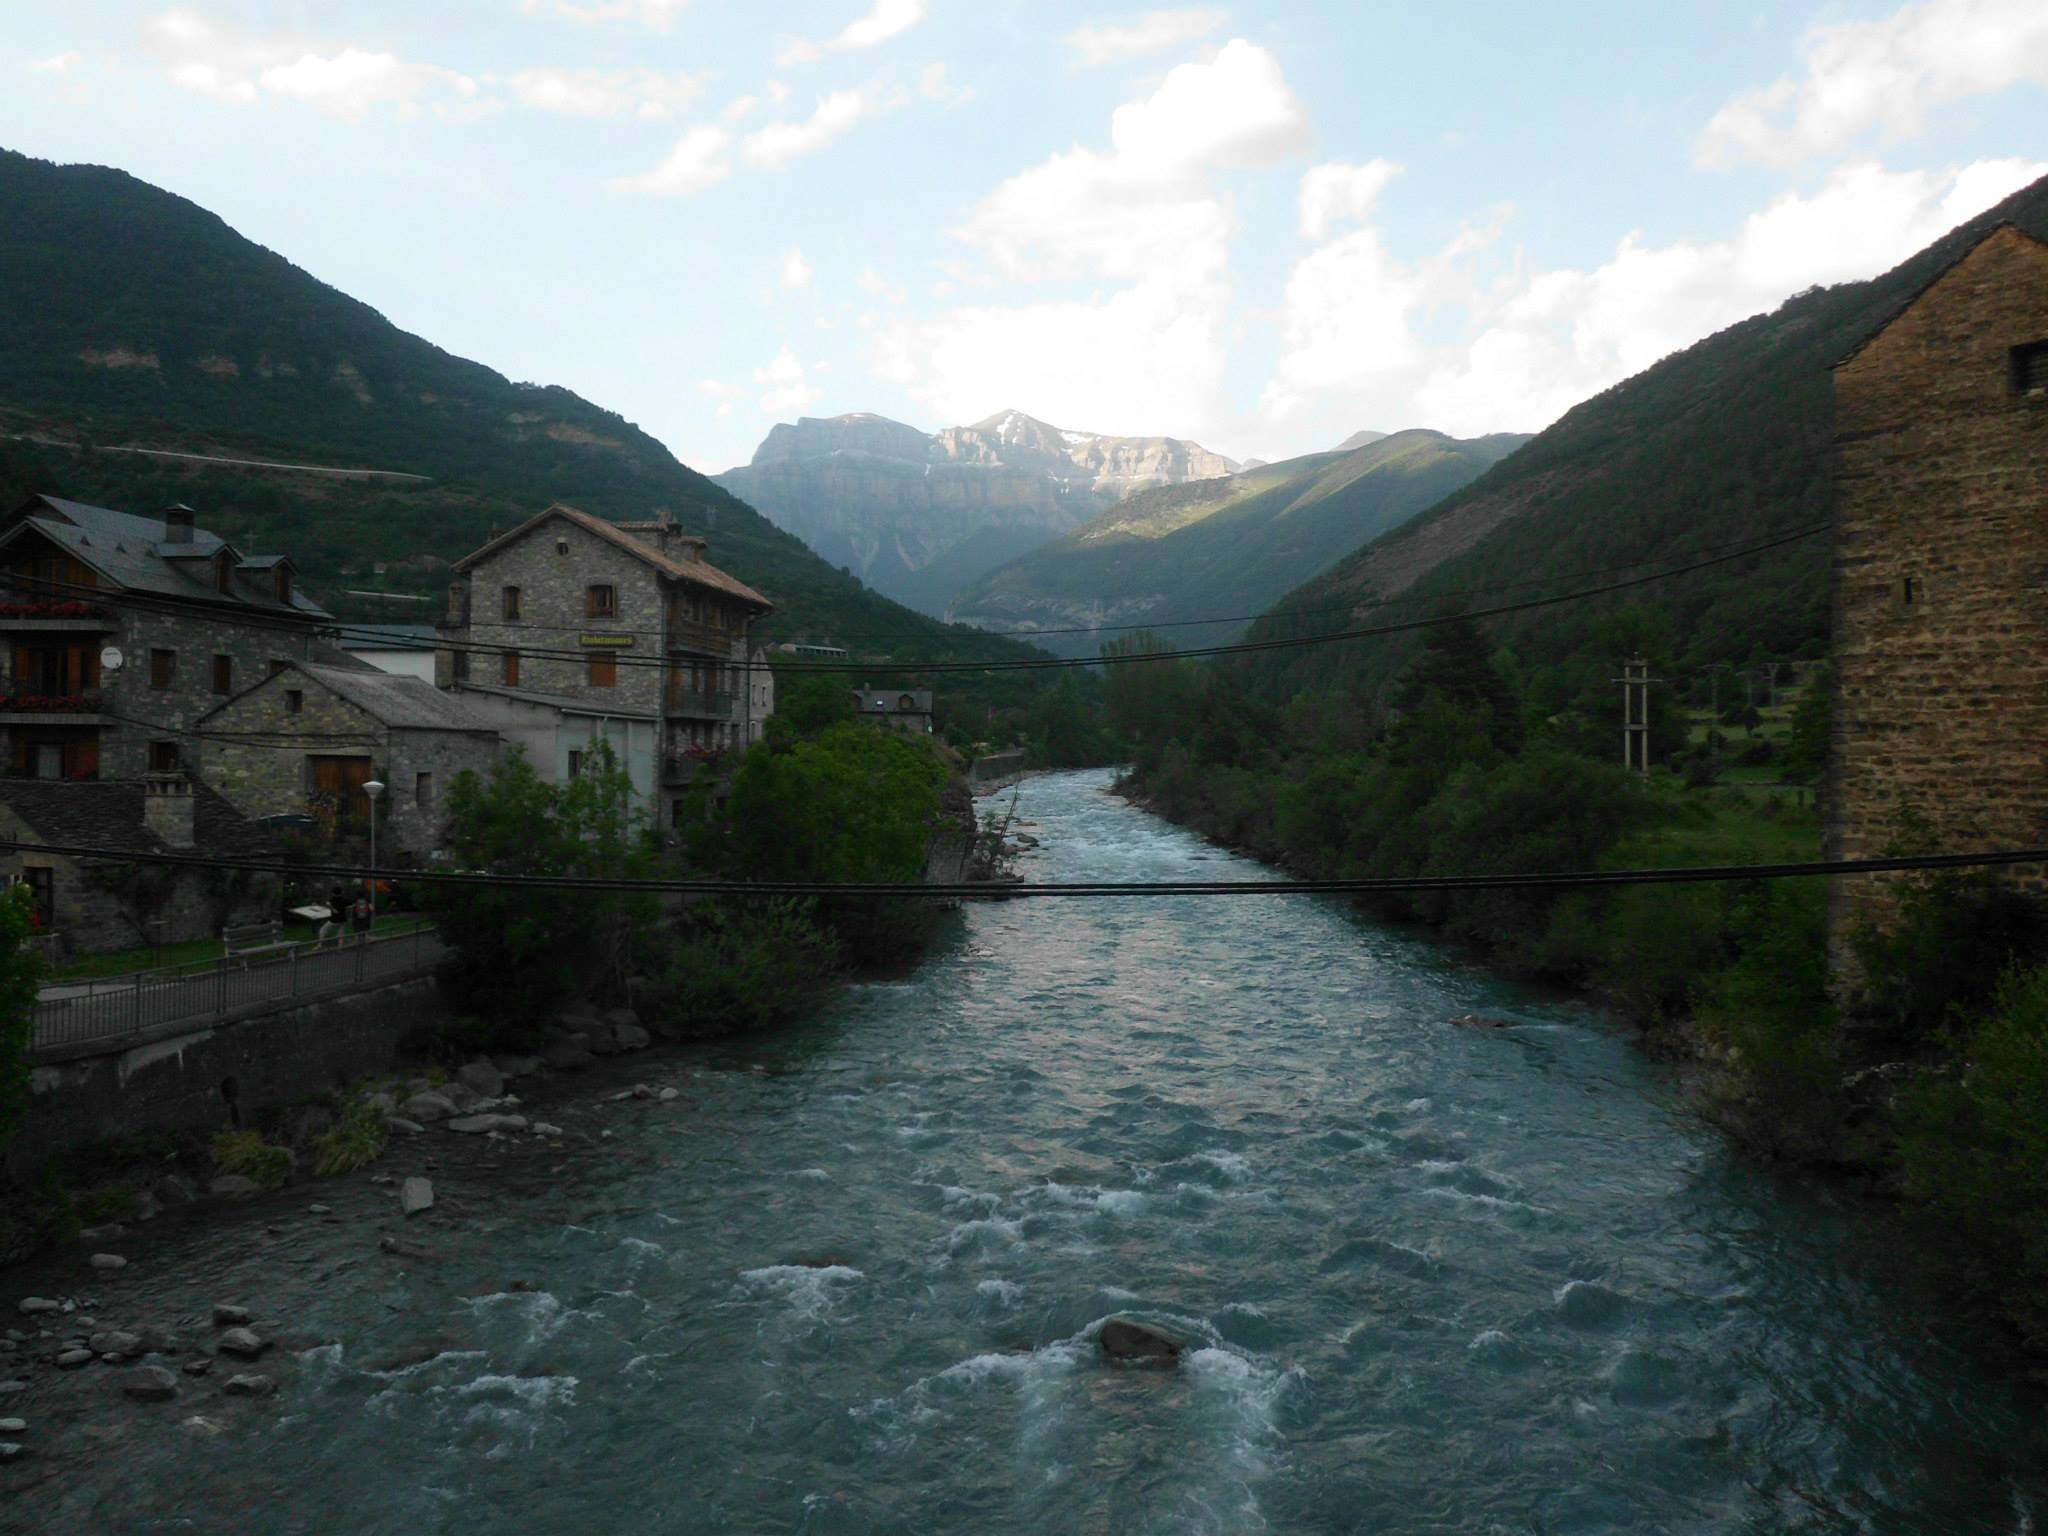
[0,496,330,783]
[436,504,774,827]
[197,662,502,859]
[1826,221,2048,968]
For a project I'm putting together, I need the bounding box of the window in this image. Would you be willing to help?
[556,537,571,557]
[452,649,470,682]
[148,740,180,772]
[268,658,289,676]
[502,585,521,621]
[21,868,52,931]
[588,654,618,688]
[149,649,175,691]
[567,749,583,779]
[212,655,233,695]
[415,771,433,810]
[214,552,233,594]
[502,651,521,687]
[2014,339,2048,395]
[274,567,292,604]
[286,689,304,715]
[587,584,617,619]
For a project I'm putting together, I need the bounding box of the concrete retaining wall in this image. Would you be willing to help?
[10,974,452,1169]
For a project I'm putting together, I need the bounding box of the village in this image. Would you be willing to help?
[0,496,941,969]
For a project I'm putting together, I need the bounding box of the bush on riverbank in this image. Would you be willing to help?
[641,898,840,1037]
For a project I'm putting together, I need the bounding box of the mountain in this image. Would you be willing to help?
[0,148,1048,706]
[948,428,1529,658]
[1239,171,2048,707]
[714,409,1239,616]
[1333,430,1388,452]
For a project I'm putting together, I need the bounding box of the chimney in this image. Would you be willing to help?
[445,581,468,625]
[676,535,707,565]
[164,505,196,545]
[142,774,195,849]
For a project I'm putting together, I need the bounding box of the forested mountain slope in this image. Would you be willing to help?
[951,429,1527,657]
[0,148,1041,675]
[1244,171,2048,705]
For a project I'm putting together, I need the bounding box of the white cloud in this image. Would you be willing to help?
[142,9,476,119]
[880,39,1307,437]
[755,346,821,412]
[1064,7,1228,68]
[776,0,927,67]
[30,51,85,74]
[1298,159,1402,240]
[521,0,692,29]
[1259,156,2048,453]
[609,124,732,195]
[857,267,908,303]
[743,89,880,171]
[781,247,813,289]
[503,67,706,119]
[1699,0,2048,168]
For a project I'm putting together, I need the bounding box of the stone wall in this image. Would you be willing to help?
[9,974,450,1169]
[1826,224,2048,974]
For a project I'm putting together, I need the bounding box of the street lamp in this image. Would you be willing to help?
[362,779,386,930]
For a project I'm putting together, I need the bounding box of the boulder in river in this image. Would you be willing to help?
[89,1330,143,1360]
[545,1035,592,1071]
[216,1328,268,1360]
[15,1298,60,1316]
[1450,1014,1517,1030]
[457,1060,504,1100]
[222,1373,277,1397]
[444,1114,528,1136]
[1098,1318,1186,1365]
[400,1177,434,1217]
[154,1174,198,1206]
[208,1176,261,1198]
[212,1305,251,1328]
[89,1253,127,1272]
[122,1365,178,1402]
[614,1023,652,1051]
[494,1055,542,1080]
[401,1092,457,1123]
[55,1348,92,1369]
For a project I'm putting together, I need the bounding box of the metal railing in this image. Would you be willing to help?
[30,925,445,1056]
[666,689,735,719]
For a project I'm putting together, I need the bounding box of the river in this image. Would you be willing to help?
[21,769,2048,1533]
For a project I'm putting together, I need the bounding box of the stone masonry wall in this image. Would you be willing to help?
[454,520,667,719]
[1826,225,2048,975]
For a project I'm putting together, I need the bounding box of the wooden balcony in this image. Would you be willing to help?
[666,617,735,655]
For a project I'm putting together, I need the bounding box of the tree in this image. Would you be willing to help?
[433,742,660,1029]
[0,884,45,1151]
[1394,614,1523,752]
[768,673,855,744]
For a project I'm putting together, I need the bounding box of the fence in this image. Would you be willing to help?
[30,925,445,1056]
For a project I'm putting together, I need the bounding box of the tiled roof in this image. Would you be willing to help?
[297,665,502,732]
[0,778,282,862]
[449,680,659,722]
[452,503,774,612]
[4,496,331,620]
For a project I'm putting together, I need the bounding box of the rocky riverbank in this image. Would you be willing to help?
[0,1007,730,1484]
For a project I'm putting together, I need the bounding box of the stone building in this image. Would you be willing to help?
[435,504,774,827]
[854,687,935,736]
[0,776,279,956]
[0,496,331,783]
[1826,221,2048,970]
[197,663,501,859]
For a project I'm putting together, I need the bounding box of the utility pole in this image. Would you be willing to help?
[1614,655,1661,776]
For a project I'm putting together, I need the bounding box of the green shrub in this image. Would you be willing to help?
[1895,964,2048,1341]
[1850,871,2048,1045]
[646,899,839,1038]
[210,1129,291,1190]
[311,1097,389,1177]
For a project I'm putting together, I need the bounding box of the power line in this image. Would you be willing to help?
[0,523,1832,679]
[0,835,2038,897]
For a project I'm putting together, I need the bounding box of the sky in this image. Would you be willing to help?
[3,1,2046,474]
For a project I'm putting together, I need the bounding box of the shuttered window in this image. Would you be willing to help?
[2016,340,2048,395]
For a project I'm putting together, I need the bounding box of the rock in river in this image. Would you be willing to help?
[400,1177,434,1217]
[222,1373,277,1398]
[123,1365,178,1402]
[212,1305,251,1328]
[1098,1318,1186,1365]
[217,1328,269,1360]
[444,1114,528,1136]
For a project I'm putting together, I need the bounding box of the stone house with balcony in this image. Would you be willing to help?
[0,775,279,957]
[196,662,502,859]
[0,496,331,784]
[435,504,774,828]
[1826,221,2048,981]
